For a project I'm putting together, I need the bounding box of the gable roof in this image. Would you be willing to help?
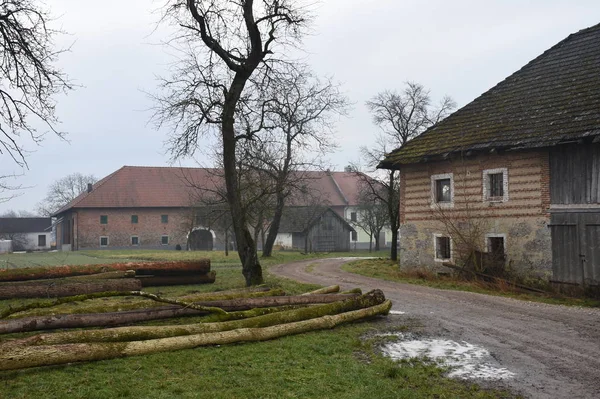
[380,23,600,168]
[0,218,52,234]
[53,167,367,216]
[278,207,355,233]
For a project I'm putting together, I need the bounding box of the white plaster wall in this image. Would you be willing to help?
[275,233,293,249]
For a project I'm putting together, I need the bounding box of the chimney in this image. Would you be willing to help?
[87,183,93,193]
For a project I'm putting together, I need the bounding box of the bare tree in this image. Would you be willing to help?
[155,1,310,286]
[360,82,456,261]
[36,173,97,216]
[239,64,348,257]
[0,1,72,168]
[352,186,389,252]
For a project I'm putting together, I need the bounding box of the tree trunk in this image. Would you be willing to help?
[301,285,340,295]
[6,290,385,346]
[262,193,286,257]
[222,73,263,287]
[224,228,229,256]
[369,234,373,253]
[374,231,380,251]
[1,293,358,334]
[388,170,400,262]
[0,260,211,283]
[137,271,216,287]
[391,227,399,262]
[0,279,142,299]
[0,299,391,371]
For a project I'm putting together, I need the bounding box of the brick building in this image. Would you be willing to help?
[380,23,600,285]
[54,166,391,251]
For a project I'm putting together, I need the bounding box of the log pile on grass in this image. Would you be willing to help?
[0,285,391,371]
[0,260,215,298]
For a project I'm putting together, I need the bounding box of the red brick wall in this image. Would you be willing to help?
[75,208,192,249]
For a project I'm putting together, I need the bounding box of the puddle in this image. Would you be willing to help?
[380,334,515,381]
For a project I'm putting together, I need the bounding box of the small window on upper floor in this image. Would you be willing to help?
[483,168,508,202]
[431,173,454,207]
[131,215,138,224]
[161,215,169,224]
[350,212,357,222]
[100,215,108,224]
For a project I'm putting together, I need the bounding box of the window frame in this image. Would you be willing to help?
[100,236,109,247]
[350,212,357,222]
[430,173,454,208]
[100,215,108,225]
[351,231,357,241]
[38,234,46,247]
[131,215,138,224]
[161,214,169,224]
[482,168,509,203]
[161,235,169,245]
[131,236,139,246]
[433,233,452,262]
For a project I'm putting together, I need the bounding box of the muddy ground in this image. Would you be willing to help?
[271,258,600,399]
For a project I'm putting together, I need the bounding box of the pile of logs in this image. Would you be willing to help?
[0,260,215,299]
[0,285,391,370]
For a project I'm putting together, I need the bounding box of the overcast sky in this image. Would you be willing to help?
[1,0,599,214]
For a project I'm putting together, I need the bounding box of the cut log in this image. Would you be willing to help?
[301,285,340,295]
[0,293,358,333]
[66,270,136,280]
[0,298,392,370]
[0,279,142,299]
[137,271,216,287]
[2,288,286,319]
[0,260,211,283]
[6,290,387,346]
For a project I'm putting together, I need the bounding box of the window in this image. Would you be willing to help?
[161,215,169,224]
[434,234,451,261]
[431,173,454,207]
[100,215,108,224]
[131,215,138,224]
[351,231,357,241]
[483,168,508,202]
[486,234,506,257]
[38,235,46,247]
[161,235,169,245]
[350,212,357,222]
[100,236,109,247]
[436,179,451,202]
[131,236,139,246]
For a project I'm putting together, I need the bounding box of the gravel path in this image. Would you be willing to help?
[270,258,600,399]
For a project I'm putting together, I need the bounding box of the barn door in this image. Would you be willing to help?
[550,224,580,284]
[584,224,600,285]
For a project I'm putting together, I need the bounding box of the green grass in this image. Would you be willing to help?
[0,249,516,397]
[342,258,600,308]
[0,249,387,269]
[0,322,515,399]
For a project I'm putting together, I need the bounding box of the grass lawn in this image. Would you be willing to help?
[0,249,515,398]
[342,258,600,308]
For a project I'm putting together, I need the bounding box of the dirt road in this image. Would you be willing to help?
[271,258,600,399]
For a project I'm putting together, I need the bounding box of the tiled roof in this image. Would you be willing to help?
[380,23,600,168]
[0,218,52,234]
[54,167,367,215]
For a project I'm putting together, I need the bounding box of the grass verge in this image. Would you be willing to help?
[342,258,600,308]
[0,320,515,399]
